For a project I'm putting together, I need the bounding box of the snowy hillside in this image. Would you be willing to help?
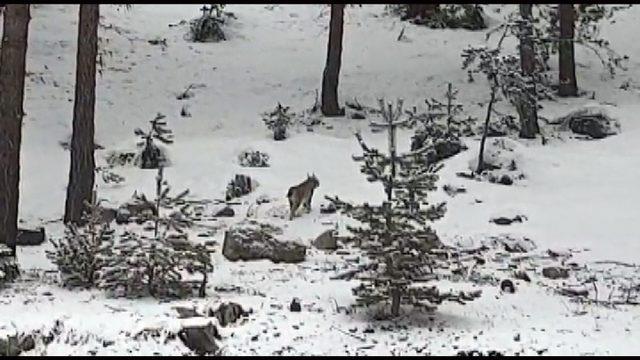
[2,4,640,356]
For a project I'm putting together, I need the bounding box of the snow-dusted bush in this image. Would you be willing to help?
[262,103,293,141]
[238,149,270,168]
[409,83,472,164]
[97,168,212,299]
[389,4,486,30]
[189,5,228,43]
[134,113,173,169]
[47,201,114,288]
[225,174,257,201]
[468,137,526,185]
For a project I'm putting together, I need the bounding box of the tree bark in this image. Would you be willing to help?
[558,4,577,97]
[477,81,498,174]
[321,4,345,117]
[517,4,539,139]
[64,4,99,224]
[0,4,30,256]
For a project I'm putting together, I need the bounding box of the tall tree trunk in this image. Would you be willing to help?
[321,4,345,117]
[558,4,577,97]
[0,4,30,256]
[64,4,99,224]
[517,4,540,139]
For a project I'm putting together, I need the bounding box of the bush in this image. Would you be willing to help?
[47,201,114,288]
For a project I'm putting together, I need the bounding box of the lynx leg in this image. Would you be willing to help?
[289,196,299,220]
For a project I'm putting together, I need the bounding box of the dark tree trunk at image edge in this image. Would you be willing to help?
[517,4,540,139]
[558,4,578,97]
[0,5,30,256]
[321,4,345,117]
[64,4,99,224]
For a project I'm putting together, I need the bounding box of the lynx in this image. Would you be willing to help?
[287,174,319,220]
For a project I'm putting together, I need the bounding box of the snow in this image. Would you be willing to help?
[2,3,640,356]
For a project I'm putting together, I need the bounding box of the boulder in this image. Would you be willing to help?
[312,230,337,250]
[542,266,569,280]
[209,302,251,327]
[214,206,235,218]
[222,222,306,263]
[320,202,337,214]
[289,298,301,312]
[556,107,620,139]
[178,323,220,356]
[0,245,19,284]
[16,227,45,246]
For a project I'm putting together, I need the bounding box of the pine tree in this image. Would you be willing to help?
[262,103,292,141]
[0,4,30,256]
[321,4,345,116]
[326,99,480,317]
[558,4,578,97]
[135,113,173,169]
[64,4,99,225]
[97,167,212,299]
[48,199,115,288]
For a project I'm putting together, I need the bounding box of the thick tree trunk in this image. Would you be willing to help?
[558,4,577,97]
[321,4,345,117]
[405,4,439,19]
[64,4,99,224]
[517,4,539,139]
[0,5,30,256]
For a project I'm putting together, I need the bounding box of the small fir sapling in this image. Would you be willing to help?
[190,4,228,43]
[47,199,116,288]
[134,113,173,169]
[262,103,293,141]
[326,99,481,317]
[408,83,471,163]
[97,167,213,299]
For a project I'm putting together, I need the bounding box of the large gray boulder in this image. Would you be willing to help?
[222,221,306,263]
[178,322,220,356]
[312,229,338,250]
[16,227,46,246]
[557,106,620,139]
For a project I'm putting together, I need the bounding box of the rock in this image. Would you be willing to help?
[351,112,366,120]
[209,302,250,327]
[222,221,306,263]
[115,208,131,224]
[0,335,22,356]
[214,206,235,217]
[18,335,35,353]
[320,202,337,214]
[513,333,521,342]
[500,279,515,293]
[542,267,569,280]
[513,271,531,283]
[490,215,524,226]
[178,323,221,356]
[497,174,513,186]
[173,306,202,319]
[289,298,301,312]
[443,184,467,197]
[556,107,620,139]
[312,230,337,250]
[14,227,45,247]
[238,150,270,168]
[0,246,19,284]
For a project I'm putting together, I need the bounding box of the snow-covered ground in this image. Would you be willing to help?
[3,4,640,355]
